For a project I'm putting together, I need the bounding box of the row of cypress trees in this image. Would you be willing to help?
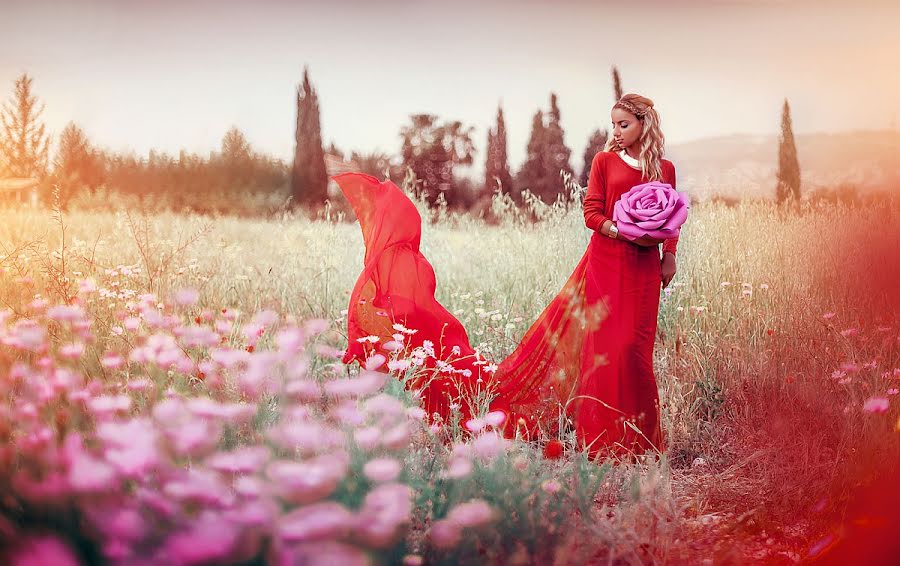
[1,69,803,213]
[292,64,802,210]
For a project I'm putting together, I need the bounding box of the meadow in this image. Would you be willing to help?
[0,181,898,565]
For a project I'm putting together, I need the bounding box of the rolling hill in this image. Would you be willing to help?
[665,129,900,201]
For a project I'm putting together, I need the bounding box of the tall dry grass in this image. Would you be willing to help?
[1,178,898,563]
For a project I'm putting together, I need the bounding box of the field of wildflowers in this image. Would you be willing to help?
[0,181,898,565]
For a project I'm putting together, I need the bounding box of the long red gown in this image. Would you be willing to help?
[333,151,679,459]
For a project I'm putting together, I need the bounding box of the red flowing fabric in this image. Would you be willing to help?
[334,153,673,458]
[489,232,665,457]
[335,172,487,422]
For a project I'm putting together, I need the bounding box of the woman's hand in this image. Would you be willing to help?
[661,252,677,288]
[631,235,664,247]
[602,222,663,248]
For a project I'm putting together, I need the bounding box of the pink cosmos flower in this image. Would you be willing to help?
[364,393,404,417]
[175,325,220,348]
[7,535,81,566]
[863,396,890,413]
[471,432,509,461]
[126,378,152,392]
[464,417,485,433]
[78,278,97,294]
[354,426,382,451]
[252,309,279,327]
[284,541,371,565]
[224,499,278,527]
[365,353,387,370]
[445,499,495,528]
[100,353,125,369]
[46,305,86,323]
[268,456,348,505]
[303,318,329,335]
[612,180,690,241]
[6,320,46,352]
[239,351,280,398]
[840,362,859,373]
[406,407,427,421]
[484,410,507,428]
[167,417,221,457]
[214,319,233,335]
[381,423,411,450]
[354,482,413,548]
[440,457,473,479]
[541,479,562,494]
[268,421,345,455]
[275,327,305,356]
[331,400,366,427]
[85,507,146,542]
[161,512,239,566]
[234,476,267,498]
[285,379,322,402]
[428,519,462,549]
[59,342,85,360]
[28,298,49,312]
[88,394,132,417]
[242,322,265,346]
[96,418,159,477]
[388,359,412,372]
[173,288,199,306]
[163,468,235,507]
[266,460,347,505]
[65,434,119,493]
[207,446,271,474]
[191,398,257,423]
[324,371,387,398]
[363,458,403,483]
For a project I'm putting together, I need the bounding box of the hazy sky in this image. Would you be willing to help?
[2,0,899,174]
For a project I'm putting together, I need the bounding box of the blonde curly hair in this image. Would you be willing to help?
[603,93,666,182]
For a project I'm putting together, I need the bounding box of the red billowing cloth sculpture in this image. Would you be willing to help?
[334,151,680,459]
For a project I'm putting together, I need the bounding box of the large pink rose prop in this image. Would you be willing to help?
[612,181,690,241]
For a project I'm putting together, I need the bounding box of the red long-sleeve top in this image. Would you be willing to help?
[583,151,679,257]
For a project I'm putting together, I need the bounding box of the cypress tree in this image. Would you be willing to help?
[484,104,514,198]
[541,93,573,202]
[484,124,496,190]
[776,98,801,206]
[518,109,546,202]
[612,66,623,101]
[291,67,328,209]
[580,128,609,187]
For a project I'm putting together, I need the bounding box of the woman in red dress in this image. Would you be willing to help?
[334,93,679,460]
[488,94,678,458]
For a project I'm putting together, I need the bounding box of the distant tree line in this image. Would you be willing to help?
[0,74,290,212]
[0,67,804,216]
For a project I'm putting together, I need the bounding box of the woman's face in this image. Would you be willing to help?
[611,107,643,149]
